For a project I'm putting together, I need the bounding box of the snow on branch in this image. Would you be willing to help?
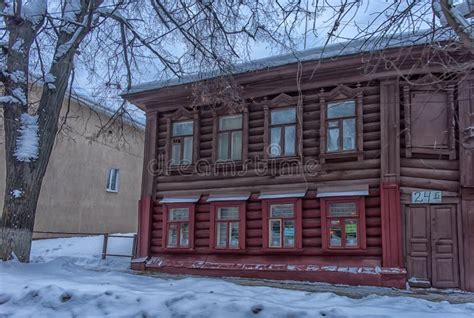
[21,0,47,26]
[54,15,90,60]
[433,0,474,50]
[0,95,21,104]
[63,0,82,23]
[10,70,27,84]
[45,73,56,90]
[11,38,24,52]
[2,0,47,26]
[14,113,39,162]
[0,87,27,105]
[11,189,23,199]
[12,87,27,105]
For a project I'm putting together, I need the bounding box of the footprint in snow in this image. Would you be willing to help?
[251,304,264,315]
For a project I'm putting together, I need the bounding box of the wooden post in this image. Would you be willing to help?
[263,99,269,160]
[193,109,200,162]
[132,234,138,258]
[102,233,109,260]
[137,195,152,258]
[135,111,158,259]
[380,79,403,268]
[459,73,474,291]
[243,104,249,162]
[319,90,326,164]
[356,85,364,161]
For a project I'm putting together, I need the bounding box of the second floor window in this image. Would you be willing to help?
[171,120,193,164]
[269,107,296,157]
[326,100,356,152]
[218,114,242,161]
[106,168,119,193]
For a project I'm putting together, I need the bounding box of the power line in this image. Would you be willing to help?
[0,2,138,18]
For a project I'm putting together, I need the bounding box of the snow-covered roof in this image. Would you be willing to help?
[258,190,307,200]
[316,184,369,198]
[29,78,145,129]
[159,196,201,203]
[68,88,145,129]
[124,31,453,96]
[206,193,251,202]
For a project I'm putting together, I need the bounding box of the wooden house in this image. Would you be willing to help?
[122,37,474,291]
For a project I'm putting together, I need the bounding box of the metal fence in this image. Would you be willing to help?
[32,231,137,259]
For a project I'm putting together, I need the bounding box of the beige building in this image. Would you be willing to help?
[0,86,144,236]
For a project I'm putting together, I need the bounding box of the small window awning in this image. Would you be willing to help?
[258,190,307,200]
[316,184,369,198]
[207,193,250,202]
[159,195,200,203]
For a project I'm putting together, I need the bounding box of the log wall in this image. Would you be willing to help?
[149,80,384,262]
[126,46,471,288]
[399,85,461,197]
[149,189,382,258]
[153,82,382,195]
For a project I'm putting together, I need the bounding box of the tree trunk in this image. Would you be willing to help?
[1,0,98,261]
[1,59,75,262]
[1,167,43,262]
[0,9,43,262]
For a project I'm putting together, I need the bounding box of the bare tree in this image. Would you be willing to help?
[0,0,311,262]
[0,0,472,262]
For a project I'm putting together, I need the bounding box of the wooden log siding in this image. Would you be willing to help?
[148,81,383,258]
[399,80,461,195]
[153,82,382,194]
[125,46,474,289]
[150,190,382,257]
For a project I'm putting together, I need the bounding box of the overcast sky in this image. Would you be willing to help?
[66,1,434,122]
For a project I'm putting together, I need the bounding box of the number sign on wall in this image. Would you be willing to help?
[411,191,442,204]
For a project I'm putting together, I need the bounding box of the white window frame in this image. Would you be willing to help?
[217,114,243,161]
[106,168,120,193]
[171,120,194,165]
[269,107,297,157]
[326,100,357,153]
[215,206,240,249]
[268,203,295,248]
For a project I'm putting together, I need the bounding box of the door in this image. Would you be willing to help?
[405,204,459,288]
[430,205,459,288]
[406,205,431,287]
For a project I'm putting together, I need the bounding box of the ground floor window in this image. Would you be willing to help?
[210,202,246,250]
[163,204,195,249]
[321,197,366,250]
[262,198,302,249]
[269,204,295,247]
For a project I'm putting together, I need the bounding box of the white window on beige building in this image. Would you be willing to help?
[106,168,120,193]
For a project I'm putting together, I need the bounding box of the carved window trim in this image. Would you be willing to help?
[320,196,367,252]
[319,84,363,164]
[261,197,303,251]
[263,93,303,161]
[209,201,246,252]
[211,104,249,163]
[162,203,195,251]
[402,75,456,160]
[165,107,200,169]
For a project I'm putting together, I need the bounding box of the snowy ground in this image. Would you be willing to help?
[1,236,473,317]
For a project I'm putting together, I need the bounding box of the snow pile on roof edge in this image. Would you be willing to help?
[124,30,455,95]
